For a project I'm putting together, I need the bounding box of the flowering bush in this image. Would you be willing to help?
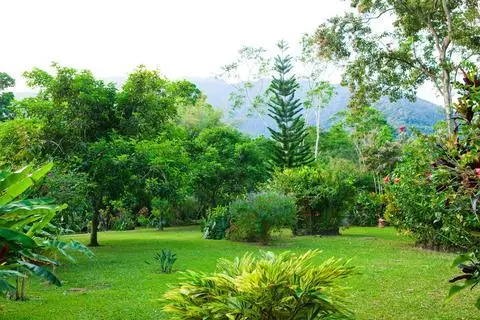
[385,67,480,250]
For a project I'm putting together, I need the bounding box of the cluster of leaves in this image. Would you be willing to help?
[0,164,93,300]
[202,206,230,240]
[448,252,480,309]
[152,249,177,274]
[163,250,354,319]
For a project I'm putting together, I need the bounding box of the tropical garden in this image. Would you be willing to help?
[1,0,480,319]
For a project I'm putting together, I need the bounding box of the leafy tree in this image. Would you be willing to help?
[267,41,312,169]
[21,63,118,157]
[191,126,269,212]
[38,166,93,233]
[314,0,480,132]
[117,66,200,138]
[0,72,15,121]
[86,137,143,246]
[176,95,222,138]
[298,35,335,160]
[341,106,399,193]
[305,124,357,163]
[0,118,44,167]
[218,46,272,124]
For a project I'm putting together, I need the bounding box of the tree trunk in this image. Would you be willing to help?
[314,108,321,160]
[442,70,453,134]
[20,272,26,300]
[89,208,99,247]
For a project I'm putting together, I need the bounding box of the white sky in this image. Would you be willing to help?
[0,0,440,103]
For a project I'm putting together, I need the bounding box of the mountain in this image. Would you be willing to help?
[191,78,444,135]
[14,77,443,135]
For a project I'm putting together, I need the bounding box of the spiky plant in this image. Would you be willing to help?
[163,250,354,319]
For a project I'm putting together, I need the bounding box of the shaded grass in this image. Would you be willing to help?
[1,226,477,319]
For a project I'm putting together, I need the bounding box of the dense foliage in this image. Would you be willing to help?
[163,250,354,319]
[0,66,270,246]
[202,206,230,240]
[0,164,92,299]
[268,160,358,235]
[228,192,296,244]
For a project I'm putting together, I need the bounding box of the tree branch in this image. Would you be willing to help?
[441,0,453,52]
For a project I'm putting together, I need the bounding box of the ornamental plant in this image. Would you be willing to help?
[163,250,354,319]
[228,192,296,244]
[202,206,230,240]
[268,159,357,235]
[0,163,93,300]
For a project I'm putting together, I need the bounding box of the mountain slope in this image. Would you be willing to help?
[192,77,443,135]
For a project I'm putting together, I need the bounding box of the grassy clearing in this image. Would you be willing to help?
[1,226,477,319]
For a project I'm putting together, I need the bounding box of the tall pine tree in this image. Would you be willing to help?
[267,41,312,168]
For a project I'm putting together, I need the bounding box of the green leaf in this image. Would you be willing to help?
[452,253,474,268]
[18,261,61,286]
[0,228,36,248]
[0,278,15,293]
[30,163,54,183]
[447,278,477,299]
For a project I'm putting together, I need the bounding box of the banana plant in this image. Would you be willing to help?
[0,163,92,300]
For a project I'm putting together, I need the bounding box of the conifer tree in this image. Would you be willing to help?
[267,41,312,168]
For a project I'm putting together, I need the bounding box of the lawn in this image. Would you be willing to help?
[1,226,477,319]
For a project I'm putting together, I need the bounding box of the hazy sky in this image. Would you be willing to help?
[1,0,440,103]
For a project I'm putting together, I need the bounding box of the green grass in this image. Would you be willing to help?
[1,226,477,319]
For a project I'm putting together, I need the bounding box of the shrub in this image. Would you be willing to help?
[137,214,150,227]
[173,196,203,225]
[202,206,230,240]
[110,200,136,231]
[163,250,354,319]
[348,191,382,227]
[228,192,296,244]
[384,137,476,250]
[150,198,175,230]
[269,160,357,235]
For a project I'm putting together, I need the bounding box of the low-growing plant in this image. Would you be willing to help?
[110,201,136,231]
[163,250,354,319]
[152,249,177,273]
[202,206,230,240]
[228,192,296,244]
[448,251,480,309]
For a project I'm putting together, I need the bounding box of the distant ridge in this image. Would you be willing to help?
[191,78,444,135]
